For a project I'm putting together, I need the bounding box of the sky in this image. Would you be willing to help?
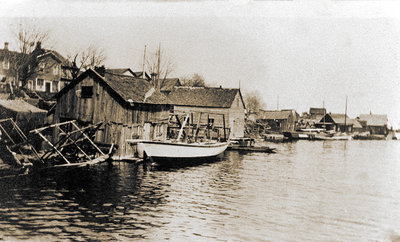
[1,0,400,128]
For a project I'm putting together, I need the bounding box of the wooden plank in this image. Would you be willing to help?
[37,132,70,164]
[71,121,105,156]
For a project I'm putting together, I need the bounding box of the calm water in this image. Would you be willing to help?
[0,141,399,241]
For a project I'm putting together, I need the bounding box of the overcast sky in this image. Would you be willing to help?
[1,0,400,127]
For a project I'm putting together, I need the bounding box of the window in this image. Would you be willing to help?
[2,61,9,70]
[53,65,59,75]
[81,86,93,98]
[39,62,45,72]
[52,81,59,92]
[37,78,44,89]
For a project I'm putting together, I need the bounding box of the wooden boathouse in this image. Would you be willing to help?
[53,68,171,159]
[167,86,246,138]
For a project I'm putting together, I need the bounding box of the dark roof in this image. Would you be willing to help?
[167,87,243,108]
[55,69,169,105]
[260,110,293,120]
[160,78,180,92]
[310,107,326,115]
[322,113,351,125]
[0,48,25,61]
[0,99,47,113]
[358,114,388,126]
[106,68,134,76]
[37,50,69,65]
[102,71,168,104]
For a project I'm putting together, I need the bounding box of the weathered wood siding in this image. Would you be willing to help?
[228,92,245,138]
[173,92,245,138]
[54,76,170,159]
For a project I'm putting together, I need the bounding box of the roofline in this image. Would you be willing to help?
[36,51,63,63]
[173,104,232,109]
[54,69,170,106]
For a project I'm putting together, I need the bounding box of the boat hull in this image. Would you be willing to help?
[136,141,229,165]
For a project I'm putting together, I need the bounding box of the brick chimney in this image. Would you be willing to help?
[35,41,42,50]
[4,42,8,50]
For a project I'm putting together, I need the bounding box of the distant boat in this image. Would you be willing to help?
[227,138,276,153]
[314,133,352,141]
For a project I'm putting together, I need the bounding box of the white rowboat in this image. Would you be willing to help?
[127,140,229,164]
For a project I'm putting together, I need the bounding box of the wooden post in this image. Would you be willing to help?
[194,112,202,142]
[191,112,194,140]
[56,126,92,162]
[0,123,16,144]
[207,114,210,140]
[223,114,227,141]
[177,114,189,142]
[71,121,105,155]
[37,132,71,164]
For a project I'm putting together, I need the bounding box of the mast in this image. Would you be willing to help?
[142,45,147,79]
[156,43,161,89]
[323,101,326,128]
[344,96,348,133]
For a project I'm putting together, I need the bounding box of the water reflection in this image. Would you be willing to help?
[0,141,399,241]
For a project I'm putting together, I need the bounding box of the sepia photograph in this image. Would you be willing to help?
[0,0,399,241]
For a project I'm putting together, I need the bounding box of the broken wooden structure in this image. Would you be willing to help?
[166,112,230,143]
[0,118,39,175]
[29,120,113,168]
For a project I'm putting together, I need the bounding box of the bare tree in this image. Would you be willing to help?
[146,44,175,90]
[180,73,206,87]
[67,45,107,79]
[244,90,265,114]
[8,20,51,87]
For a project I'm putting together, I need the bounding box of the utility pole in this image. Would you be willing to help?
[142,45,147,79]
[156,43,161,89]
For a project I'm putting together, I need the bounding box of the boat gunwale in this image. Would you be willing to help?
[134,140,229,148]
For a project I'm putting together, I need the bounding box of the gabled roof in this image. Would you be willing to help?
[322,113,351,125]
[0,99,47,113]
[167,87,244,108]
[160,78,180,92]
[310,107,326,115]
[36,50,69,65]
[260,110,293,120]
[106,68,135,76]
[55,69,169,105]
[0,48,25,61]
[358,114,388,126]
[350,119,363,129]
[133,71,151,80]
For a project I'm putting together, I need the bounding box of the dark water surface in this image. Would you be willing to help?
[0,141,399,241]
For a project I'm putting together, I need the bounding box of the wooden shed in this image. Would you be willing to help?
[167,87,246,138]
[53,68,171,159]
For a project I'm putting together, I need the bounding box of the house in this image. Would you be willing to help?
[309,107,326,120]
[0,99,47,133]
[257,109,299,132]
[24,42,73,97]
[357,114,388,135]
[53,68,171,159]
[0,42,23,90]
[160,78,180,94]
[106,68,151,81]
[167,86,246,138]
[317,113,355,132]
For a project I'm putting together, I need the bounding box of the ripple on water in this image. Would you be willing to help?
[0,141,399,241]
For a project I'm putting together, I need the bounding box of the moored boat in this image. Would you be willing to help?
[133,140,229,164]
[127,112,230,166]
